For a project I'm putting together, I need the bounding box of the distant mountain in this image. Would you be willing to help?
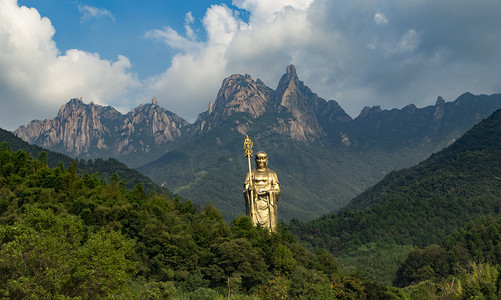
[15,97,189,167]
[14,65,501,221]
[192,65,352,142]
[1,127,166,194]
[289,107,501,257]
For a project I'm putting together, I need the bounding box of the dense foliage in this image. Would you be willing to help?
[289,109,501,284]
[0,128,164,194]
[392,215,501,298]
[1,143,403,299]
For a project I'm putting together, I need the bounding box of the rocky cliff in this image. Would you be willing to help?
[194,65,352,142]
[15,97,189,161]
[16,98,122,155]
[194,74,274,135]
[273,65,326,141]
[114,99,188,156]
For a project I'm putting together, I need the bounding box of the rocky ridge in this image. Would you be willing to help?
[194,64,352,142]
[16,65,355,161]
[194,74,274,135]
[15,97,189,160]
[16,98,122,155]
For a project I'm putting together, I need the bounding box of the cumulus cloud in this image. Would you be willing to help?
[144,4,247,120]
[0,0,139,130]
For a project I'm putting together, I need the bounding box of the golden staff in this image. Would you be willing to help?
[243,135,254,219]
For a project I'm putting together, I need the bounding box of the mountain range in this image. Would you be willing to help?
[14,65,501,221]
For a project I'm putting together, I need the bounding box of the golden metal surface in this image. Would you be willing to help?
[243,137,280,233]
[243,135,253,158]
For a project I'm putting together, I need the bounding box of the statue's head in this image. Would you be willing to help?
[255,151,268,169]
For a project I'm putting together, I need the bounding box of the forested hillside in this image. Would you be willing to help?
[0,128,164,194]
[289,108,501,284]
[2,143,391,299]
[4,114,501,298]
[392,215,501,298]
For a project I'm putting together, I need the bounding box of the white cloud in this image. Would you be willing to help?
[144,5,242,120]
[184,12,195,40]
[374,12,388,24]
[146,27,200,52]
[78,4,115,23]
[233,0,313,23]
[0,0,139,130]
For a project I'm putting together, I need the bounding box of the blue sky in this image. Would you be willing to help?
[1,0,501,130]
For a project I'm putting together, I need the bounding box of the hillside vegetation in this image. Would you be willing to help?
[0,128,164,194]
[4,108,501,297]
[289,108,501,284]
[0,142,365,299]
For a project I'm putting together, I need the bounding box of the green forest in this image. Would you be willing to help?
[288,109,501,298]
[0,142,362,299]
[3,143,501,299]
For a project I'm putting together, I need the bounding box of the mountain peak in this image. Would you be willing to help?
[436,96,445,106]
[193,73,273,134]
[286,64,297,76]
[273,65,326,141]
[358,105,382,119]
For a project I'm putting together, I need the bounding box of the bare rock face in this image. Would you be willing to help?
[115,102,189,155]
[434,96,446,121]
[273,65,326,142]
[16,98,122,155]
[194,74,273,134]
[194,65,351,142]
[15,97,189,159]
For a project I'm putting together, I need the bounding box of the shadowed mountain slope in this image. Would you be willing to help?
[290,108,501,254]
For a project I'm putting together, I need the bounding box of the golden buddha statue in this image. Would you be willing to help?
[243,151,280,232]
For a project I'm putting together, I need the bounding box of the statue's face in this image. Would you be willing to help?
[256,152,268,168]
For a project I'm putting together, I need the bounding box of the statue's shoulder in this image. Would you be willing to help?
[267,169,279,179]
[267,168,277,174]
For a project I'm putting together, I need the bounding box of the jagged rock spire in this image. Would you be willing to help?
[274,64,324,141]
[194,73,273,134]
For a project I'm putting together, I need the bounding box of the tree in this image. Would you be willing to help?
[0,207,135,299]
[272,244,296,274]
[208,238,268,295]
